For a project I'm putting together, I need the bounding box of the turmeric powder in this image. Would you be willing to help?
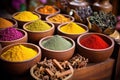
[60,22,86,34]
[14,11,39,21]
[48,14,71,23]
[0,18,13,28]
[39,5,57,14]
[1,45,37,62]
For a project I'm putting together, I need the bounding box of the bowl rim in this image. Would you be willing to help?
[35,5,60,15]
[0,28,28,42]
[57,22,89,35]
[0,43,41,63]
[23,20,55,33]
[12,11,41,22]
[39,35,75,52]
[77,32,115,51]
[46,14,75,24]
[30,61,74,80]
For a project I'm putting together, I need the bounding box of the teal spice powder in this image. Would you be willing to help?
[25,20,51,31]
[42,35,72,50]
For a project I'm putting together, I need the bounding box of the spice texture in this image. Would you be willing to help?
[0,27,23,41]
[42,35,72,50]
[60,22,86,34]
[14,11,39,21]
[80,34,109,49]
[0,18,13,28]
[25,20,51,31]
[1,45,37,62]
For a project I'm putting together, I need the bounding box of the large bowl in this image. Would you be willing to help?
[35,5,60,20]
[0,28,28,48]
[0,43,41,75]
[39,36,75,61]
[12,12,41,29]
[57,22,89,41]
[23,21,55,44]
[77,33,115,63]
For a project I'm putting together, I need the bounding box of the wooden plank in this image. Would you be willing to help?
[73,58,115,80]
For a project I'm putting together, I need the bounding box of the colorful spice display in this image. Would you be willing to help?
[31,58,72,80]
[13,11,39,21]
[25,20,51,31]
[0,18,13,29]
[1,45,37,62]
[48,14,71,23]
[38,5,57,14]
[0,27,23,41]
[80,34,109,49]
[60,22,86,34]
[42,35,72,50]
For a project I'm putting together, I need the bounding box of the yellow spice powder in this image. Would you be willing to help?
[14,11,39,21]
[1,45,37,62]
[60,22,86,34]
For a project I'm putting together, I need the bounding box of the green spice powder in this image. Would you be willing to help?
[25,20,51,31]
[42,35,72,50]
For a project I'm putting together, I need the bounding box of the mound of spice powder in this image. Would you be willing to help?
[60,22,86,34]
[0,27,24,41]
[39,5,57,14]
[25,20,51,31]
[0,18,13,29]
[42,35,72,50]
[80,34,109,49]
[1,44,37,62]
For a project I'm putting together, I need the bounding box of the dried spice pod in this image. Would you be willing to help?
[30,58,73,80]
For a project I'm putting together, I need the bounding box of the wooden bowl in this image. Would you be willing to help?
[57,22,89,41]
[12,12,41,29]
[23,21,55,44]
[77,33,115,63]
[39,36,75,61]
[35,5,60,20]
[0,28,28,48]
[46,14,75,29]
[0,43,41,75]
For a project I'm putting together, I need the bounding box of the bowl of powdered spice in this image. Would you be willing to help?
[57,22,89,41]
[0,17,17,30]
[77,33,115,62]
[0,27,27,47]
[23,19,55,44]
[39,35,75,61]
[0,43,41,75]
[12,11,41,28]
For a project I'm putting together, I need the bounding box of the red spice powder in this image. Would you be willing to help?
[80,34,109,49]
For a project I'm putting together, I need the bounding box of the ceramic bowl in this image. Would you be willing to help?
[0,18,18,30]
[23,21,55,44]
[35,5,60,20]
[46,14,75,29]
[39,36,75,61]
[0,28,28,48]
[0,43,41,75]
[12,12,41,29]
[77,33,114,63]
[57,22,89,41]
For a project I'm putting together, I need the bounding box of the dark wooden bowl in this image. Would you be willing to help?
[0,43,41,75]
[77,32,115,63]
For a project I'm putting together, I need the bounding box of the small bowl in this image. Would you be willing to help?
[0,18,18,30]
[46,14,75,28]
[35,5,60,20]
[0,28,28,48]
[77,33,114,62]
[12,12,41,29]
[23,21,55,44]
[39,36,75,61]
[0,43,41,75]
[57,22,89,41]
